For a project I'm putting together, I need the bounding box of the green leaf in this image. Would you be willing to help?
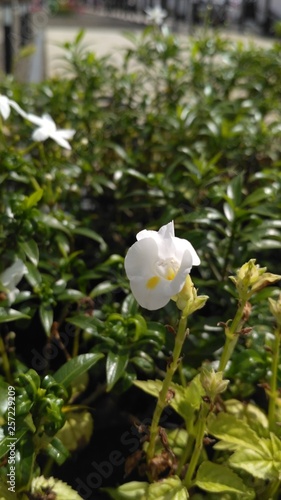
[72,227,107,251]
[74,29,85,44]
[40,214,71,235]
[0,482,16,500]
[195,461,254,498]
[53,353,104,389]
[21,188,43,210]
[56,411,93,452]
[31,476,84,500]
[148,476,188,499]
[227,173,243,206]
[229,437,281,480]
[66,314,103,333]
[90,281,120,298]
[0,307,30,323]
[224,399,269,438]
[16,369,41,399]
[104,481,149,499]
[208,412,262,452]
[15,435,36,490]
[0,383,9,416]
[134,375,204,426]
[55,233,70,257]
[56,289,85,301]
[126,168,150,183]
[242,187,273,207]
[46,437,70,465]
[25,262,42,288]
[121,294,138,315]
[39,304,54,337]
[19,239,39,266]
[0,428,29,460]
[106,350,129,391]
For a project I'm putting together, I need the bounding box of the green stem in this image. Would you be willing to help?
[263,478,280,500]
[176,432,195,477]
[42,456,54,477]
[72,327,80,358]
[0,336,13,384]
[184,402,210,489]
[146,309,189,465]
[178,362,187,388]
[19,141,38,156]
[218,298,248,373]
[39,142,48,166]
[268,326,281,431]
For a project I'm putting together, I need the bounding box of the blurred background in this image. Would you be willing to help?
[0,0,280,82]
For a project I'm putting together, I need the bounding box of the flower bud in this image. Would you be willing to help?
[268,294,281,328]
[200,366,229,402]
[175,275,208,314]
[229,259,281,300]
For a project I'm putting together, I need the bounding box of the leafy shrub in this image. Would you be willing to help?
[0,26,281,499]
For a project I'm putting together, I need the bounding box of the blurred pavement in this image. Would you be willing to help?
[45,9,145,77]
[45,8,274,78]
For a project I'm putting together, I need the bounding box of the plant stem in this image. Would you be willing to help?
[183,401,210,489]
[176,432,195,476]
[19,141,38,156]
[72,327,80,358]
[218,298,247,373]
[263,478,280,500]
[42,456,54,477]
[268,326,281,431]
[0,335,13,384]
[146,309,189,466]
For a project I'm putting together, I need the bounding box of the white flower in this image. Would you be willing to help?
[145,5,167,25]
[0,95,11,120]
[124,221,200,310]
[26,113,76,150]
[0,259,27,305]
[0,94,27,120]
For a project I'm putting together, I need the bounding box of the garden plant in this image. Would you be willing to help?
[0,19,281,500]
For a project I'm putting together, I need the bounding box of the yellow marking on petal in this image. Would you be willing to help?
[166,268,176,281]
[146,276,161,289]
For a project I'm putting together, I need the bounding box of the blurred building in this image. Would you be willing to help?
[0,0,45,81]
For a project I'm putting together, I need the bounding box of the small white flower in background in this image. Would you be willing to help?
[145,5,167,25]
[124,221,200,310]
[0,95,11,120]
[0,94,27,120]
[0,259,27,305]
[25,113,76,150]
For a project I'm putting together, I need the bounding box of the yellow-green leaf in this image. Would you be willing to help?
[148,476,188,499]
[195,461,254,498]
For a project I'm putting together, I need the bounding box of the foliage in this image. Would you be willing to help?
[0,24,281,498]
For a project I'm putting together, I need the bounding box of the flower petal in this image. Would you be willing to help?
[8,99,27,119]
[158,221,175,239]
[32,127,50,142]
[167,248,194,296]
[173,237,200,266]
[50,131,72,150]
[129,276,171,310]
[124,237,158,280]
[0,96,10,120]
[25,112,45,126]
[0,260,27,289]
[56,129,76,140]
